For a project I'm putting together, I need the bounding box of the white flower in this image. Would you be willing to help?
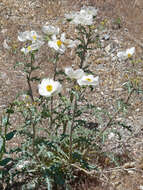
[18,30,42,42]
[21,40,44,54]
[72,12,93,25]
[77,75,99,86]
[18,31,30,42]
[42,25,60,36]
[38,78,62,97]
[65,6,97,25]
[80,6,98,17]
[48,34,66,54]
[48,33,77,54]
[65,67,85,79]
[18,30,44,54]
[117,47,135,60]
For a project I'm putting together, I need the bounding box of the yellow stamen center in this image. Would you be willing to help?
[27,46,32,51]
[101,21,104,25]
[86,78,92,82]
[128,53,131,58]
[57,40,62,47]
[46,85,53,92]
[32,35,37,40]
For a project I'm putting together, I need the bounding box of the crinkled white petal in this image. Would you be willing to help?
[126,47,135,56]
[18,31,30,42]
[65,6,96,25]
[117,51,127,59]
[117,47,135,60]
[18,30,42,42]
[38,78,62,97]
[80,6,98,16]
[42,25,60,35]
[58,45,66,54]
[48,36,66,54]
[48,41,58,50]
[77,75,99,86]
[65,67,85,79]
[51,34,57,41]
[21,40,44,54]
[72,13,93,25]
[21,47,28,54]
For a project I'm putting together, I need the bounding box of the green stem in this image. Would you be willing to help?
[69,96,77,162]
[27,53,35,102]
[27,74,34,102]
[50,53,59,129]
[0,104,13,161]
[79,27,91,69]
[50,96,53,129]
[27,53,40,162]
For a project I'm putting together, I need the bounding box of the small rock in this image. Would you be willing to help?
[105,44,111,53]
[103,34,110,40]
[3,39,11,50]
[114,88,123,91]
[1,29,8,34]
[108,132,115,140]
[127,170,134,174]
[124,28,128,32]
[123,162,135,169]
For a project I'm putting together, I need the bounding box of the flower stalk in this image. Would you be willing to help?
[69,95,77,162]
[50,53,59,129]
[26,53,40,162]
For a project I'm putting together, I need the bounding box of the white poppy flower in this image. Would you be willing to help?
[65,7,95,25]
[117,47,135,60]
[80,6,98,17]
[72,12,93,25]
[21,40,44,54]
[77,75,99,86]
[48,34,66,54]
[18,31,31,42]
[65,67,85,79]
[18,30,42,42]
[38,78,62,97]
[42,25,60,36]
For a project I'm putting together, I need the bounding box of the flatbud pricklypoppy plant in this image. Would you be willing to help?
[0,6,137,190]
